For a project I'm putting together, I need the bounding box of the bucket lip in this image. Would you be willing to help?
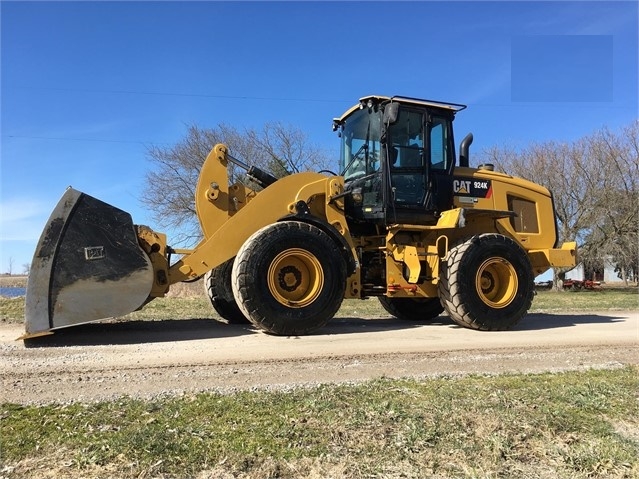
[17,330,54,341]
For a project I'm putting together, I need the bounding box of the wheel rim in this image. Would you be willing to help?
[267,248,324,308]
[475,257,518,309]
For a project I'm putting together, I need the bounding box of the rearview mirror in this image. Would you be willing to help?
[383,102,399,125]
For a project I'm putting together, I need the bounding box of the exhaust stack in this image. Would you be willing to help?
[459,133,474,167]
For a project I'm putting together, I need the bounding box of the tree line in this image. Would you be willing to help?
[143,121,638,284]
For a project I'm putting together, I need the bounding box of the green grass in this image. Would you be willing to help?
[1,285,637,325]
[531,287,639,312]
[2,367,638,478]
[0,296,26,323]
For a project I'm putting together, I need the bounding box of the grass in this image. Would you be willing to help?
[2,367,638,478]
[531,286,639,312]
[1,282,637,325]
[0,296,26,323]
[0,275,27,288]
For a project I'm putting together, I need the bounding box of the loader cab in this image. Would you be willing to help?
[335,95,466,228]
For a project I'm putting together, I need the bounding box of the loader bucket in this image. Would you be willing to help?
[24,188,154,337]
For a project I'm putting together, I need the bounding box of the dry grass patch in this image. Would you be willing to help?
[3,367,638,479]
[0,276,27,288]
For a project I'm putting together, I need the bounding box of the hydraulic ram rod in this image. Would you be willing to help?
[227,153,278,188]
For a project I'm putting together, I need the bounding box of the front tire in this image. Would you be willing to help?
[203,259,250,324]
[231,221,347,336]
[378,297,444,321]
[438,234,534,330]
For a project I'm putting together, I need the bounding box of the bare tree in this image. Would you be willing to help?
[578,123,639,285]
[247,122,332,176]
[141,122,333,246]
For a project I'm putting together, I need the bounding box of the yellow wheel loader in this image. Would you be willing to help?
[23,95,576,339]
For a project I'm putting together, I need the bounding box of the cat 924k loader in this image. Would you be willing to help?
[23,95,576,339]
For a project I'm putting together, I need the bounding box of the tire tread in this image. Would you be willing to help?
[439,234,533,331]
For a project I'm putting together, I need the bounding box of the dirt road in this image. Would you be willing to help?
[2,311,638,405]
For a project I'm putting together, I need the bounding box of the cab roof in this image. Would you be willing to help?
[333,95,467,126]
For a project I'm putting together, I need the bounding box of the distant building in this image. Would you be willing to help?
[565,263,584,281]
[565,256,621,283]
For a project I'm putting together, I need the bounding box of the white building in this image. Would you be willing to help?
[565,256,620,283]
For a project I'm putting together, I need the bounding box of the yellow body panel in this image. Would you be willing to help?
[528,241,578,273]
[194,144,259,238]
[194,144,232,238]
[136,226,170,297]
[448,166,575,277]
[452,166,558,251]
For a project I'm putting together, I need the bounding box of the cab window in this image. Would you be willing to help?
[389,109,425,168]
[430,117,450,170]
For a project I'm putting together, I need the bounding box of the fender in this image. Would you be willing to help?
[278,200,357,275]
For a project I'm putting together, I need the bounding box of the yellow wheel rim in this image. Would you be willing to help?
[475,257,518,309]
[267,249,323,308]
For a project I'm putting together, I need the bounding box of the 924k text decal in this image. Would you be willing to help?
[453,177,492,198]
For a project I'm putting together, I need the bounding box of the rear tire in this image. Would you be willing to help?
[378,297,444,321]
[438,234,534,330]
[232,221,346,336]
[203,259,250,324]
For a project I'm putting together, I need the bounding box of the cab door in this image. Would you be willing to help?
[425,114,456,214]
[385,108,455,225]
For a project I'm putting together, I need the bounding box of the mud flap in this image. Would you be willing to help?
[24,188,154,336]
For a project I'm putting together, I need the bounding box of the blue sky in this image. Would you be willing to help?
[1,1,637,274]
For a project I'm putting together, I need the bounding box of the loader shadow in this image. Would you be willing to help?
[328,312,627,334]
[23,312,629,347]
[24,318,257,347]
[25,316,434,347]
[325,315,454,334]
[512,312,628,331]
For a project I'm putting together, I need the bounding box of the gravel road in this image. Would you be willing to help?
[2,311,637,405]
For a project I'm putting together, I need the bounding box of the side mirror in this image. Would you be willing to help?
[383,102,399,125]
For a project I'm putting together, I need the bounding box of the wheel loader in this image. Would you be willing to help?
[23,95,576,339]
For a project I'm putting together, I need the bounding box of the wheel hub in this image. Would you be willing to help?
[268,248,324,308]
[475,257,517,309]
[480,272,495,293]
[278,266,302,292]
